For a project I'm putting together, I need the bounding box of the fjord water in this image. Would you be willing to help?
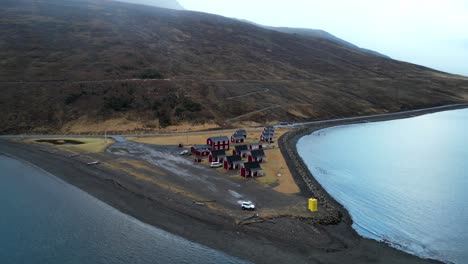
[0,155,247,264]
[297,109,468,264]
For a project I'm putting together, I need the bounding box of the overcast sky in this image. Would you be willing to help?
[179,0,468,76]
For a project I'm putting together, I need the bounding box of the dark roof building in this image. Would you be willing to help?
[249,142,263,150]
[235,129,247,138]
[208,136,229,142]
[207,136,230,150]
[209,149,227,162]
[224,155,244,170]
[231,132,245,143]
[211,149,226,157]
[192,144,211,150]
[248,149,266,163]
[233,145,250,157]
[251,149,265,159]
[260,132,274,142]
[191,145,211,156]
[241,161,263,177]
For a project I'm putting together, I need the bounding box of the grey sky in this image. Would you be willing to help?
[179,0,468,76]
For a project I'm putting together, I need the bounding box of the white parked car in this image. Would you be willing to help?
[210,161,222,168]
[180,150,189,155]
[241,201,255,211]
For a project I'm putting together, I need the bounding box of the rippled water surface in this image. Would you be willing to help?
[0,155,247,264]
[298,109,468,264]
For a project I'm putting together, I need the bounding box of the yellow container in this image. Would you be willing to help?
[308,198,318,212]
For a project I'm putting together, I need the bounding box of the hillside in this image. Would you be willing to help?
[1,0,468,134]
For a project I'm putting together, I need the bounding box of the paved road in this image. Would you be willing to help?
[292,103,468,127]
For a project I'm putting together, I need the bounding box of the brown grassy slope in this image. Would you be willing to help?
[0,0,468,134]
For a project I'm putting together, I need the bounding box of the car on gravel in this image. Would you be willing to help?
[180,150,189,155]
[241,201,255,211]
[210,161,222,168]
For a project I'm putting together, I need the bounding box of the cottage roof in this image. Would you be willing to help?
[231,133,244,139]
[262,132,274,138]
[243,162,262,172]
[192,145,211,150]
[226,155,243,164]
[208,136,229,142]
[250,149,265,158]
[211,149,226,157]
[235,129,247,136]
[234,145,249,152]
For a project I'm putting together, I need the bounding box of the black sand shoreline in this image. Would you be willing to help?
[1,104,467,264]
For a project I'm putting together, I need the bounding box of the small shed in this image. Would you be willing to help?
[191,145,211,157]
[241,162,263,177]
[235,129,247,138]
[224,155,244,170]
[260,132,274,143]
[231,132,245,143]
[248,149,266,163]
[233,145,250,157]
[209,149,227,163]
[248,142,263,150]
[207,136,230,150]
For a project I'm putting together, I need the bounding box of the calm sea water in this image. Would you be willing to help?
[298,109,468,264]
[0,155,247,264]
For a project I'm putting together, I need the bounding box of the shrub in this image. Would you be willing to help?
[157,110,172,128]
[104,96,133,111]
[182,99,202,112]
[64,91,87,105]
[138,69,163,79]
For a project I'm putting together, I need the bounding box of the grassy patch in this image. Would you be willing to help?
[261,148,299,194]
[30,137,114,153]
[127,128,262,146]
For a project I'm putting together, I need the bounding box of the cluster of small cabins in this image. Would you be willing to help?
[189,127,276,177]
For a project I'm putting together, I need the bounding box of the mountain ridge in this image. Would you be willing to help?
[265,26,391,58]
[115,0,185,10]
[0,0,467,134]
[234,18,391,59]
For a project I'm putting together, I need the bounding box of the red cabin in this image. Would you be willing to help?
[260,132,274,143]
[209,149,227,163]
[231,133,245,143]
[235,129,247,138]
[240,162,263,177]
[248,143,263,150]
[207,136,230,150]
[248,149,266,163]
[233,145,250,158]
[191,145,211,157]
[224,155,244,170]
